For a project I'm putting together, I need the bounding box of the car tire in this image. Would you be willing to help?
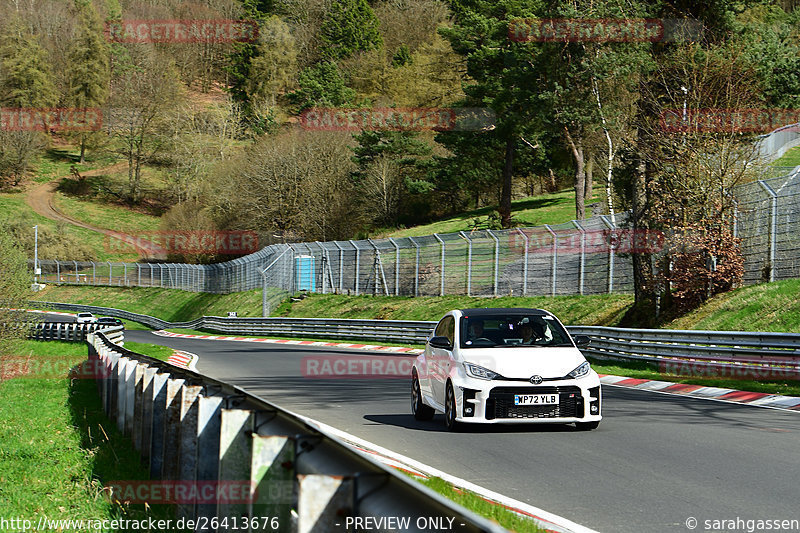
[412,373,435,421]
[575,421,600,431]
[444,383,461,432]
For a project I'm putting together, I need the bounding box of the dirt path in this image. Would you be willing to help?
[25,162,166,259]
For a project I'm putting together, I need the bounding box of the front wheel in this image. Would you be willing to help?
[575,421,600,431]
[444,383,461,432]
[412,373,434,421]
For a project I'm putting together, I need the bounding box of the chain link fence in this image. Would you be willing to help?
[31,123,800,309]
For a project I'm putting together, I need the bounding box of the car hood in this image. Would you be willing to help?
[461,347,587,379]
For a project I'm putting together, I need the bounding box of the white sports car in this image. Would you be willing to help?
[412,308,601,431]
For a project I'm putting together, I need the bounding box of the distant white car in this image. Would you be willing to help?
[412,308,602,431]
[76,312,97,324]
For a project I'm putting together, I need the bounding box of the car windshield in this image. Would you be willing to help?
[460,314,572,348]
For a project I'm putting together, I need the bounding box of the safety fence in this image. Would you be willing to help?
[28,121,800,302]
[33,301,800,378]
[86,330,507,533]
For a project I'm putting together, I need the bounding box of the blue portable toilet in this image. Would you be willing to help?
[295,255,316,291]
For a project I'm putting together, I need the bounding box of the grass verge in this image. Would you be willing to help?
[589,357,800,397]
[123,341,173,361]
[412,477,545,532]
[0,340,175,525]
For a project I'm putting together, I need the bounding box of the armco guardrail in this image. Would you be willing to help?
[568,325,800,379]
[87,331,508,533]
[30,322,125,345]
[33,301,800,377]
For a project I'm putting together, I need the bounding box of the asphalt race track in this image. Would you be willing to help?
[108,327,800,533]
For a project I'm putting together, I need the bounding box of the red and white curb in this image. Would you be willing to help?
[152,330,423,355]
[600,374,800,412]
[21,309,78,318]
[167,350,198,370]
[300,416,599,533]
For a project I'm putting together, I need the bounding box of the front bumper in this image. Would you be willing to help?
[452,374,602,424]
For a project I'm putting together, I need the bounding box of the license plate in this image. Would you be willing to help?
[514,394,558,406]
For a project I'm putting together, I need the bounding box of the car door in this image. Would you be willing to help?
[429,315,455,405]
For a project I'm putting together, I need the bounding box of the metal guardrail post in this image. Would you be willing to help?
[332,241,344,293]
[92,261,96,284]
[409,237,420,297]
[459,232,473,296]
[196,395,224,524]
[388,237,400,296]
[349,240,360,296]
[487,230,499,297]
[107,261,113,286]
[515,228,529,296]
[433,233,446,296]
[177,385,203,520]
[218,409,255,525]
[758,180,778,282]
[56,260,60,283]
[572,221,586,295]
[250,434,295,526]
[543,226,557,297]
[74,260,79,283]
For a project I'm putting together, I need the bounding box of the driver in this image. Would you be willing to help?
[468,320,485,339]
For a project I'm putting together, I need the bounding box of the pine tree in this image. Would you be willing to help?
[68,0,111,163]
[320,0,383,60]
[0,16,57,108]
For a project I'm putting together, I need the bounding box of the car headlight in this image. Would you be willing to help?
[567,361,591,379]
[464,363,499,380]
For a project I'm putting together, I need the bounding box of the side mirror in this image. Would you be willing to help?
[574,335,591,348]
[429,336,452,349]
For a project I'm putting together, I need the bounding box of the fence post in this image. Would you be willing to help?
[73,260,79,283]
[409,237,420,297]
[92,261,96,284]
[572,221,586,295]
[487,230,500,297]
[56,260,60,283]
[389,237,400,296]
[107,261,113,286]
[349,240,360,296]
[433,233,446,296]
[333,242,344,293]
[600,215,616,293]
[544,225,557,297]
[515,228,529,296]
[123,263,127,286]
[757,180,777,282]
[459,232,473,296]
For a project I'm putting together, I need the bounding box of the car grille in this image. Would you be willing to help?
[486,386,583,420]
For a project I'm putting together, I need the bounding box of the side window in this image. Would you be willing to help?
[434,316,455,346]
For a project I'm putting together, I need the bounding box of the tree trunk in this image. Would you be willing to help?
[585,155,594,209]
[499,135,515,228]
[564,127,585,220]
[632,125,653,307]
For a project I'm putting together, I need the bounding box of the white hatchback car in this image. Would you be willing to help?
[76,312,97,324]
[412,308,601,431]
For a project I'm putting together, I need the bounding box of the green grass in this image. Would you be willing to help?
[0,193,138,262]
[413,477,545,532]
[666,278,800,332]
[165,327,423,349]
[589,357,800,397]
[382,186,602,238]
[275,293,633,326]
[122,341,173,361]
[32,285,266,322]
[0,340,174,525]
[32,147,117,184]
[53,193,161,235]
[772,145,800,168]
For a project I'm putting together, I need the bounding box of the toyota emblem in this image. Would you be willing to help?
[530,375,543,385]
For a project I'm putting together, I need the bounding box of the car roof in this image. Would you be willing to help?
[459,308,550,317]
